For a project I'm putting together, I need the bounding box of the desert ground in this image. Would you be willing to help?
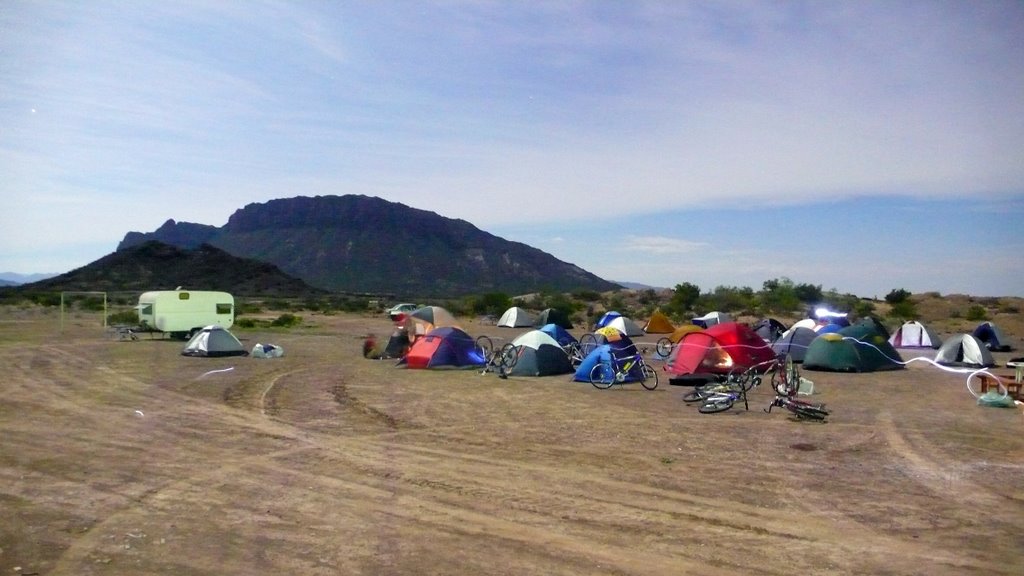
[2,306,1023,576]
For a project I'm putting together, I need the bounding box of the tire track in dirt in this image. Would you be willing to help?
[877,411,1006,509]
[763,413,1017,575]
[40,381,784,576]
[18,338,1022,575]
[252,422,862,574]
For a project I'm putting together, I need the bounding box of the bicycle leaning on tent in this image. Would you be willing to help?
[475,336,519,377]
[589,350,659,390]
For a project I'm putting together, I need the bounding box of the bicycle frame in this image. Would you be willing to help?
[761,354,829,421]
[590,351,658,390]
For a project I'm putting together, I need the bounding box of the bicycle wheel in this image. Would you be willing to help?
[698,396,735,414]
[475,335,494,363]
[498,343,519,370]
[655,337,673,359]
[589,363,615,389]
[578,333,598,356]
[640,364,659,390]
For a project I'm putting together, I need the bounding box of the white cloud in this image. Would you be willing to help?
[619,236,708,255]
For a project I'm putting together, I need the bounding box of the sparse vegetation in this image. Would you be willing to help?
[965,305,988,322]
[107,310,138,325]
[271,313,302,327]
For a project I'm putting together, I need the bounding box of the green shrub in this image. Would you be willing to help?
[271,313,302,327]
[237,302,263,314]
[853,300,876,318]
[107,310,138,325]
[236,318,257,328]
[885,289,912,304]
[965,305,988,322]
[888,300,917,320]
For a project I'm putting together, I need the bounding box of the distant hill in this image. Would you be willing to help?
[0,272,59,285]
[118,195,620,297]
[15,241,326,297]
[613,281,666,291]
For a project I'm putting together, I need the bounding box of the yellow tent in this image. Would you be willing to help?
[643,309,675,334]
[668,324,703,343]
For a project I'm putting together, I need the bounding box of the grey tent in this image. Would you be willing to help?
[934,334,995,367]
[771,326,817,363]
[972,322,1011,352]
[497,306,534,328]
[533,308,573,329]
[506,330,574,377]
[181,325,248,357]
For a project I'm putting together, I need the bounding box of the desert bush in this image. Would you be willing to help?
[271,313,302,327]
[853,300,876,318]
[965,305,988,322]
[107,310,138,325]
[470,292,512,317]
[572,289,601,302]
[885,289,912,304]
[888,300,918,320]
[237,301,264,315]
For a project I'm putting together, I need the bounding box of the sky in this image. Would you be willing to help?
[2,1,1022,297]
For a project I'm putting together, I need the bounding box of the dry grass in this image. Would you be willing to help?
[1,305,1022,575]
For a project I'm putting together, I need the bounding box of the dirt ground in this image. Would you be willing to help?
[2,307,1023,576]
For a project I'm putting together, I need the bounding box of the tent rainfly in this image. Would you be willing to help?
[496,307,534,328]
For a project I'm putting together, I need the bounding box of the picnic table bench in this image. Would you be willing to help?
[976,371,1023,400]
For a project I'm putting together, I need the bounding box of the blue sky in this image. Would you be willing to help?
[2,1,1022,297]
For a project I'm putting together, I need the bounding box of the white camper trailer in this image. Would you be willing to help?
[137,289,235,338]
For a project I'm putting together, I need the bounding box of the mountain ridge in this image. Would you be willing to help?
[17,242,326,297]
[117,195,619,297]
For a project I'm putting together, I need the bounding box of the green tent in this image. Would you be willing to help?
[803,325,904,373]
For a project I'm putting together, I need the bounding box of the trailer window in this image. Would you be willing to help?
[140,304,153,315]
[178,292,190,300]
[216,303,232,315]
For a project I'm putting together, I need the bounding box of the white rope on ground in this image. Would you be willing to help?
[665,337,1013,401]
[197,366,235,379]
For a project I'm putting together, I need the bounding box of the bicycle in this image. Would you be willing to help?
[655,337,673,359]
[564,341,587,368]
[684,358,775,413]
[764,354,829,422]
[589,351,659,390]
[683,376,751,413]
[476,336,519,377]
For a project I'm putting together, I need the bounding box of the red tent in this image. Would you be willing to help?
[665,322,775,376]
[398,326,485,369]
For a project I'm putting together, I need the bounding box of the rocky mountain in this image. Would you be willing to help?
[118,195,619,297]
[19,241,325,297]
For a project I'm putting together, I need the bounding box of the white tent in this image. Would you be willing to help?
[606,316,645,337]
[784,318,820,336]
[934,334,994,368]
[182,325,248,357]
[888,321,942,349]
[692,311,732,328]
[497,306,534,328]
